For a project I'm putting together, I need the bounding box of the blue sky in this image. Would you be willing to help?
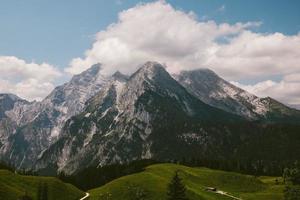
[0,0,299,68]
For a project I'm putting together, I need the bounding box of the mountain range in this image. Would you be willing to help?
[1,61,299,174]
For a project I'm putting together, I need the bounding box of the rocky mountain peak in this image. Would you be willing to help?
[68,63,102,85]
[132,61,168,80]
[175,68,300,120]
[0,93,22,101]
[86,63,102,74]
[0,93,28,120]
[176,68,227,89]
[112,71,128,82]
[2,61,300,174]
[175,68,264,118]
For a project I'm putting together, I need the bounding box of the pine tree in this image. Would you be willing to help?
[167,170,188,200]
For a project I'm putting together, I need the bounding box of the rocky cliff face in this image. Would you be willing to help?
[1,61,300,174]
[0,94,29,154]
[175,69,300,121]
[0,94,28,120]
[0,64,110,169]
[35,62,243,174]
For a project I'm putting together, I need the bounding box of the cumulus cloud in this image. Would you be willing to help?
[63,1,300,105]
[3,1,298,104]
[0,56,61,101]
[232,78,300,104]
[65,1,263,76]
[210,31,300,79]
[65,1,300,78]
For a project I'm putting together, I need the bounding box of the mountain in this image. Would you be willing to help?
[0,64,110,169]
[0,93,28,120]
[175,69,300,122]
[35,62,248,174]
[289,104,300,110]
[1,61,300,175]
[0,94,29,158]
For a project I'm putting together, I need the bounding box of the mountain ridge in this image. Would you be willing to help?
[34,62,300,174]
[0,61,299,174]
[175,68,300,122]
[0,63,111,169]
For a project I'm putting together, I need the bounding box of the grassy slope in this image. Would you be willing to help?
[0,170,85,200]
[89,163,284,200]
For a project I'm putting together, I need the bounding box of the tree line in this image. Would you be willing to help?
[2,159,300,200]
[57,157,300,191]
[283,162,300,200]
[177,157,297,177]
[58,159,158,191]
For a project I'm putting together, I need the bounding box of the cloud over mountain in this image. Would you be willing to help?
[65,1,263,76]
[232,77,300,105]
[0,56,61,101]
[65,1,300,104]
[65,1,299,79]
[1,1,299,104]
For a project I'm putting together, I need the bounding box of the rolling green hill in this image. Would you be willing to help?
[89,163,284,200]
[0,169,85,200]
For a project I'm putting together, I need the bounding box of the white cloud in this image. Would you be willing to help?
[66,1,300,81]
[284,73,300,82]
[65,1,262,76]
[3,1,299,104]
[210,31,300,79]
[231,78,300,104]
[0,56,61,101]
[64,1,300,105]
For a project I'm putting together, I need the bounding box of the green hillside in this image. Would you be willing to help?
[89,163,284,200]
[0,169,85,200]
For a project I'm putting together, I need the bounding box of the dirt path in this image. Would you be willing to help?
[79,192,90,200]
[215,190,242,200]
[205,187,242,200]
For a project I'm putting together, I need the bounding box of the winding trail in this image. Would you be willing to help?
[79,192,90,200]
[205,187,242,200]
[215,190,242,200]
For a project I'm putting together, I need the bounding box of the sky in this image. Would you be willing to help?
[0,0,300,105]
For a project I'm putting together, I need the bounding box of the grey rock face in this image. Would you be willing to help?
[0,93,28,120]
[0,64,110,169]
[175,69,300,121]
[0,94,29,157]
[1,61,300,174]
[35,62,242,174]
